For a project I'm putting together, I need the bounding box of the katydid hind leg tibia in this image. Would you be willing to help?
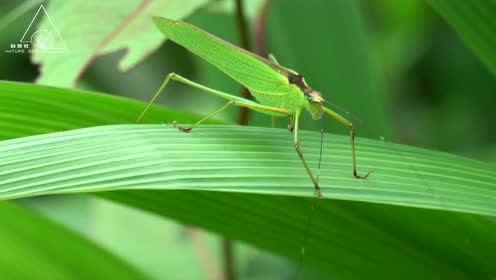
[136,72,325,198]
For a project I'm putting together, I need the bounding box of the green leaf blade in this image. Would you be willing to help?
[1,125,494,217]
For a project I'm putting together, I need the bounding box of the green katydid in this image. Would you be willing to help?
[136,16,373,198]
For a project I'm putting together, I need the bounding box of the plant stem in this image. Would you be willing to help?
[235,0,252,126]
[253,0,272,58]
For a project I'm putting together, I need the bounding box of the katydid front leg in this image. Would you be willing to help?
[322,107,373,179]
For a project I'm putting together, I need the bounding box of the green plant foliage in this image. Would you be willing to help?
[24,195,226,280]
[0,201,149,279]
[425,0,496,76]
[1,124,495,216]
[1,82,494,216]
[1,81,496,278]
[0,81,212,140]
[32,0,210,86]
[103,190,496,279]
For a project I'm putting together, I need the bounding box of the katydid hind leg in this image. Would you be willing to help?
[136,73,259,124]
[136,73,174,124]
[293,112,323,199]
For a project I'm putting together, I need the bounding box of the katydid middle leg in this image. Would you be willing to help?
[288,115,295,132]
[293,111,324,199]
[174,99,290,132]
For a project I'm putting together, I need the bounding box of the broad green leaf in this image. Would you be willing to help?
[2,81,496,278]
[0,125,495,278]
[425,0,496,76]
[0,124,494,216]
[0,81,212,140]
[0,200,148,279]
[30,0,210,86]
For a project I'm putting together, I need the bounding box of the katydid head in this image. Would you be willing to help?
[305,90,325,120]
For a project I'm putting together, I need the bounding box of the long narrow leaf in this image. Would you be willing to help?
[0,124,494,216]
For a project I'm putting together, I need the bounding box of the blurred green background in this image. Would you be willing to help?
[0,0,495,279]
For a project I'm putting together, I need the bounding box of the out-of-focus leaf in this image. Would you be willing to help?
[204,0,265,19]
[24,195,220,280]
[425,0,496,76]
[0,201,148,279]
[31,0,210,86]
